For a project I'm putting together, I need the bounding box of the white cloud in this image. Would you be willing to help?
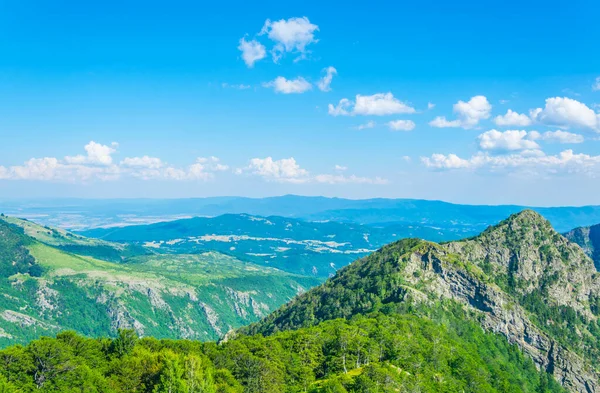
[387,120,416,131]
[65,141,118,166]
[427,102,435,110]
[0,142,228,183]
[429,95,492,129]
[237,38,266,68]
[121,156,163,169]
[354,93,416,116]
[259,17,319,62]
[593,77,600,91]
[329,93,416,117]
[237,157,387,185]
[186,161,214,181]
[477,130,540,152]
[197,156,229,171]
[314,174,388,185]
[494,109,532,127]
[429,117,462,128]
[356,120,376,130]
[241,157,310,183]
[529,130,584,144]
[328,98,352,116]
[263,76,312,94]
[317,66,337,92]
[421,150,600,176]
[5,157,62,180]
[530,97,599,131]
[421,154,472,169]
[1,156,121,182]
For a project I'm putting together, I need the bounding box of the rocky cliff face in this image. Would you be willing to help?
[244,210,600,393]
[565,223,600,271]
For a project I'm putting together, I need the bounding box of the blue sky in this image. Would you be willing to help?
[1,0,600,205]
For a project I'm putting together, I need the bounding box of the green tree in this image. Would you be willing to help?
[154,351,185,393]
[111,329,138,357]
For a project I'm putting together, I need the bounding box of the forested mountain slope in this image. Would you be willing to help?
[243,210,600,393]
[0,211,581,393]
[0,312,565,393]
[0,218,321,345]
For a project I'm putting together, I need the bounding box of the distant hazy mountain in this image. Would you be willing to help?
[79,213,474,277]
[3,195,600,232]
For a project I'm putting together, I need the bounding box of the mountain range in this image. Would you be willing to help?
[0,208,599,392]
[5,195,600,232]
[77,213,470,277]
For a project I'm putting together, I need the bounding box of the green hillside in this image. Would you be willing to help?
[1,215,150,262]
[243,210,600,393]
[0,218,322,346]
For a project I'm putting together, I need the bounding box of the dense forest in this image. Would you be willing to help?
[0,307,563,393]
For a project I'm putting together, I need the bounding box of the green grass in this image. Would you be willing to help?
[0,237,322,346]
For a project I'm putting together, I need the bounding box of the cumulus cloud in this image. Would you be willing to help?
[428,117,462,128]
[593,77,600,91]
[238,38,266,68]
[121,156,163,169]
[329,93,415,116]
[237,157,387,185]
[65,141,118,166]
[240,157,310,183]
[429,95,492,129]
[494,109,533,127]
[317,66,337,92]
[530,97,599,131]
[263,76,312,94]
[421,150,600,176]
[0,142,228,183]
[259,17,319,62]
[314,174,388,185]
[477,130,540,152]
[387,120,415,131]
[529,130,584,144]
[421,154,472,169]
[427,102,435,110]
[334,165,347,171]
